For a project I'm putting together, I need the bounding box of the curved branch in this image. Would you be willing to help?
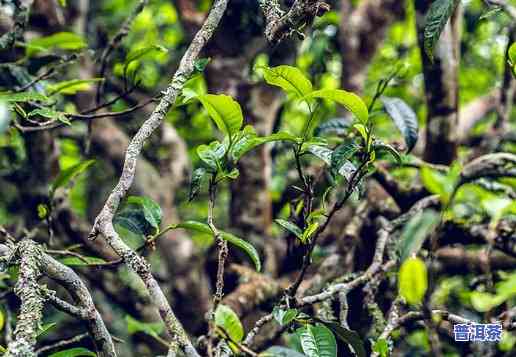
[89,0,230,355]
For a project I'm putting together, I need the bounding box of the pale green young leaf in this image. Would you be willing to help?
[50,160,95,195]
[0,91,49,103]
[197,140,226,170]
[26,32,87,56]
[398,210,440,262]
[261,65,313,98]
[381,96,419,152]
[197,94,243,136]
[304,89,368,124]
[215,304,244,342]
[399,257,428,305]
[47,78,104,95]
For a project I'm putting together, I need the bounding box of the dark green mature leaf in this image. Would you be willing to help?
[48,347,96,357]
[47,78,104,95]
[0,91,49,103]
[275,219,303,240]
[26,32,87,56]
[374,142,401,164]
[381,97,418,152]
[273,306,298,326]
[126,315,164,339]
[50,160,95,195]
[331,141,360,176]
[261,65,313,98]
[230,125,298,162]
[0,102,10,134]
[260,346,305,357]
[296,323,337,357]
[320,321,366,357]
[197,94,243,136]
[315,116,352,136]
[398,209,440,262]
[399,257,428,305]
[423,0,460,60]
[170,221,261,271]
[113,196,162,237]
[215,304,244,342]
[304,89,368,124]
[194,57,211,72]
[305,144,332,165]
[189,167,209,201]
[197,140,226,169]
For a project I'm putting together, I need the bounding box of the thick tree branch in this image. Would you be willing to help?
[89,1,230,354]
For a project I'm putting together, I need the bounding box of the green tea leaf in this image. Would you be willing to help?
[372,338,390,357]
[305,144,332,165]
[399,257,428,305]
[124,45,168,69]
[398,210,440,262]
[170,221,261,271]
[0,91,49,103]
[230,126,298,162]
[50,160,95,195]
[28,108,70,124]
[215,304,244,342]
[47,78,104,95]
[273,307,298,326]
[261,65,313,98]
[373,142,401,164]
[315,116,352,136]
[381,96,419,152]
[197,140,226,170]
[113,196,162,237]
[275,219,303,240]
[126,315,164,339]
[423,0,460,61]
[197,94,243,136]
[320,321,366,357]
[296,323,337,357]
[49,347,96,357]
[304,89,368,124]
[26,32,87,56]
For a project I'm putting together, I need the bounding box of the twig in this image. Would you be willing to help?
[35,333,90,356]
[89,1,230,355]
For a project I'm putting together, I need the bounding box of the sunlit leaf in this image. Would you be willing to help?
[215,304,244,342]
[47,78,104,95]
[26,32,87,56]
[261,65,313,98]
[60,256,107,266]
[399,257,428,305]
[0,91,49,103]
[0,102,10,134]
[28,108,70,125]
[197,94,243,136]
[50,160,95,195]
[372,338,390,357]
